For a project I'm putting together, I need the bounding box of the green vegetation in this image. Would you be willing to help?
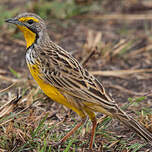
[0,6,19,27]
[0,0,152,151]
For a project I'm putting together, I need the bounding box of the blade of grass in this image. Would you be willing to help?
[9,67,20,78]
[63,139,75,152]
[128,143,146,152]
[31,113,48,138]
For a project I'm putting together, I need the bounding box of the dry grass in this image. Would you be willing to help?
[0,40,152,151]
[0,0,152,151]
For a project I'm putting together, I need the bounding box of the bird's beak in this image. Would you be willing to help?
[5,18,23,26]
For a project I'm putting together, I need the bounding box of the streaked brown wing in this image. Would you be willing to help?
[38,43,115,107]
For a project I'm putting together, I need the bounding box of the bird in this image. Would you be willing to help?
[5,12,152,149]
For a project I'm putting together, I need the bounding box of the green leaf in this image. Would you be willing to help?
[31,113,48,138]
[128,143,145,152]
[63,139,75,152]
[9,67,20,78]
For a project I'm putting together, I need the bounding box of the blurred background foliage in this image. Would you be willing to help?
[0,0,102,26]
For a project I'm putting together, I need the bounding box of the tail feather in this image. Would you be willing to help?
[86,102,152,143]
[115,106,152,144]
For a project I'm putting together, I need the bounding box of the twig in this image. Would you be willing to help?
[81,48,97,66]
[0,75,18,82]
[0,82,17,94]
[142,90,152,97]
[78,14,152,20]
[0,69,7,74]
[0,94,22,118]
[0,97,42,126]
[91,69,152,77]
[105,83,147,96]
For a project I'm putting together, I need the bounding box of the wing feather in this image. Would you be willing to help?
[37,42,115,107]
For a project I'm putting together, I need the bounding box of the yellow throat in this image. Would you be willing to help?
[17,25,36,48]
[17,17,39,48]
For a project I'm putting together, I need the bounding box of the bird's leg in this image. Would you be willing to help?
[54,117,86,146]
[89,118,97,149]
[83,107,97,150]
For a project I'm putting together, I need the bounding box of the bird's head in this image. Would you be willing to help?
[6,12,47,48]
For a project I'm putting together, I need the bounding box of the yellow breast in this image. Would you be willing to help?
[27,61,86,118]
[27,63,68,104]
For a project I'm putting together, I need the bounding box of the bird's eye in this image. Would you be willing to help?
[27,19,34,24]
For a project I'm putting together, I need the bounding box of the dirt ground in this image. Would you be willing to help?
[0,0,152,151]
